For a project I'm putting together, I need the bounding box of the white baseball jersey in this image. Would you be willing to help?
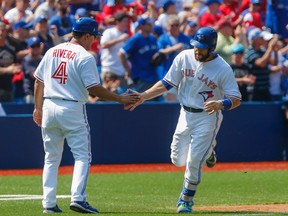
[100,27,126,76]
[34,42,101,103]
[164,49,241,108]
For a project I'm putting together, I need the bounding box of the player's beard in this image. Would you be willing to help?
[195,52,211,62]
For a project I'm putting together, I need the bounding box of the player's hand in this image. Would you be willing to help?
[204,100,223,115]
[119,89,140,106]
[33,108,42,127]
[124,89,145,111]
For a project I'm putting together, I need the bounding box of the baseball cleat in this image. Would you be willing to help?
[43,204,62,213]
[70,201,99,214]
[176,200,193,213]
[206,150,217,168]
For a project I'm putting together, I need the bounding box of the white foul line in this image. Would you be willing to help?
[0,194,70,201]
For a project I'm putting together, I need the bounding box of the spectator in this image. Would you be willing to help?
[244,27,278,101]
[230,43,255,101]
[157,15,191,79]
[74,8,88,19]
[49,0,75,41]
[156,0,177,31]
[8,20,33,102]
[182,20,198,40]
[4,0,33,25]
[263,32,285,101]
[22,36,43,103]
[240,0,263,29]
[102,0,136,35]
[0,21,22,102]
[8,20,32,60]
[33,15,59,54]
[219,0,241,28]
[0,0,15,21]
[34,0,57,20]
[215,19,241,64]
[118,16,160,98]
[199,0,223,29]
[266,0,288,41]
[100,12,130,93]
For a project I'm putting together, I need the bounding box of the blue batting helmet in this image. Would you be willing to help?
[190,27,218,50]
[73,17,102,36]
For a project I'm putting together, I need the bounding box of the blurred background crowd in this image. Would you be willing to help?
[0,0,288,112]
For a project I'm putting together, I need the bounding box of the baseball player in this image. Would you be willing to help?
[33,17,139,214]
[126,27,241,213]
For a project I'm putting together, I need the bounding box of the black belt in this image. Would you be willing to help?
[44,97,79,102]
[183,105,203,113]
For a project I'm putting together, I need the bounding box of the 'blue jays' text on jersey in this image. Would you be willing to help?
[120,33,159,83]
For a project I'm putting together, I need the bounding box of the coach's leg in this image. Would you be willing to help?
[64,105,91,202]
[42,127,65,209]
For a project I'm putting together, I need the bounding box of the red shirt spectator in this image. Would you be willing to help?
[199,0,223,28]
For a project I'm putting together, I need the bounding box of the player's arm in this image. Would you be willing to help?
[125,79,171,111]
[33,79,44,127]
[88,85,139,105]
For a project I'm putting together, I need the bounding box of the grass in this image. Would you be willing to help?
[0,170,288,215]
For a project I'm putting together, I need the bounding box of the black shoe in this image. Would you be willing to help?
[70,201,99,214]
[206,150,217,168]
[43,204,62,213]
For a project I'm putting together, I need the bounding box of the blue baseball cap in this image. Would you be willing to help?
[35,15,48,24]
[163,0,175,11]
[72,17,102,36]
[135,16,153,29]
[153,25,163,35]
[13,20,33,31]
[231,44,244,54]
[187,21,197,27]
[75,8,88,17]
[205,0,222,6]
[27,37,41,47]
[247,27,262,40]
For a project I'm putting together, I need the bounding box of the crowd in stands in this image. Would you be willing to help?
[0,0,288,111]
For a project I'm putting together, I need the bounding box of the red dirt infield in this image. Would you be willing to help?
[0,161,288,176]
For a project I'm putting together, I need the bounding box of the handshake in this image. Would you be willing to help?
[120,89,146,111]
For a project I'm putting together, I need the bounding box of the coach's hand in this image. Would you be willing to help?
[33,108,42,127]
[124,89,145,111]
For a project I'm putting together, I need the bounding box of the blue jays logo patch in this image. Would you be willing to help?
[197,34,205,41]
[199,91,214,102]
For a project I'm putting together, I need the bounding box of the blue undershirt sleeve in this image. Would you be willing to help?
[161,79,173,90]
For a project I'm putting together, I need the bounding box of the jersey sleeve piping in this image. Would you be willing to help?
[225,94,242,100]
[163,77,178,88]
[86,83,101,89]
[34,74,44,83]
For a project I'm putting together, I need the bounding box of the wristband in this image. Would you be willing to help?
[221,98,232,110]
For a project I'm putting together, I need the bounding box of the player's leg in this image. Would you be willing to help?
[177,111,223,213]
[170,108,192,167]
[41,100,65,211]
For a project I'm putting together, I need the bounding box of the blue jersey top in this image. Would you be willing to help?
[49,15,76,37]
[121,33,159,83]
[266,0,288,39]
[157,32,191,78]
